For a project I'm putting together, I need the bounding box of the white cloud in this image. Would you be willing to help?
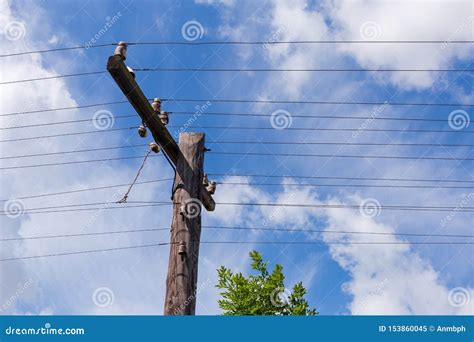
[2,0,472,316]
[208,176,474,314]
[323,194,474,315]
[326,0,474,90]
[210,0,473,93]
[194,0,236,6]
[0,0,173,315]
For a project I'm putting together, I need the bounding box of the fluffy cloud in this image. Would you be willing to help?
[323,195,473,315]
[326,0,474,89]
[0,0,173,315]
[214,0,473,93]
[207,176,473,314]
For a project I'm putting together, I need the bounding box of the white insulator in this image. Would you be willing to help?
[114,41,127,60]
[151,98,161,112]
[138,124,147,138]
[149,142,160,153]
[206,181,216,195]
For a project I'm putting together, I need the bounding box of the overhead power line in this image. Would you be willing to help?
[2,200,473,214]
[172,111,464,123]
[2,144,472,161]
[0,203,170,216]
[136,67,474,72]
[0,144,147,160]
[162,98,474,107]
[201,226,474,238]
[2,67,472,85]
[0,144,148,160]
[0,178,173,203]
[210,151,474,161]
[0,127,133,143]
[1,150,471,169]
[0,114,136,130]
[1,111,469,130]
[0,155,160,171]
[208,173,474,184]
[1,239,472,262]
[218,181,474,190]
[0,101,129,118]
[213,202,474,212]
[0,43,115,57]
[2,225,472,242]
[2,173,471,205]
[0,71,107,85]
[2,124,472,144]
[1,40,471,58]
[0,200,167,215]
[128,40,474,45]
[185,125,474,134]
[0,228,170,241]
[0,243,171,262]
[210,141,474,148]
[1,98,472,118]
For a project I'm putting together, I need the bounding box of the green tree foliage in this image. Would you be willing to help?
[216,250,318,315]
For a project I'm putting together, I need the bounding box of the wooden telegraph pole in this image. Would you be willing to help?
[106,42,215,315]
[166,133,206,315]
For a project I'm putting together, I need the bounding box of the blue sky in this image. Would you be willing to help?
[0,0,473,315]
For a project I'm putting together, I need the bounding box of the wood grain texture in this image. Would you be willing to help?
[164,133,205,315]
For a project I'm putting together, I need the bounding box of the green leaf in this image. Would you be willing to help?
[215,250,318,316]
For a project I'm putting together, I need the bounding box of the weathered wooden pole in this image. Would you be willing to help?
[165,132,205,315]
